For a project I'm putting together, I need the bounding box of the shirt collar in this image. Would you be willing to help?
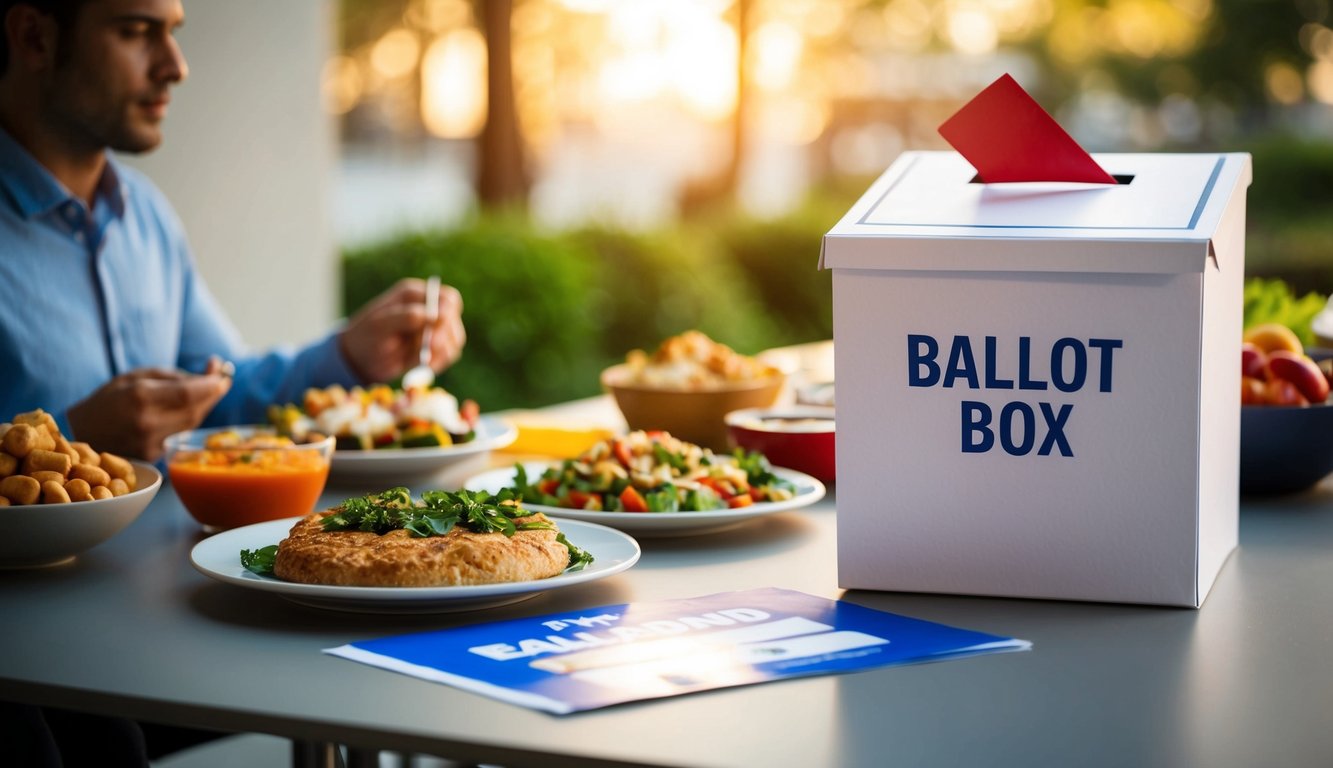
[0,125,126,220]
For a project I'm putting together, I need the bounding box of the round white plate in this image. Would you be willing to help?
[464,462,826,537]
[189,517,639,614]
[328,416,517,481]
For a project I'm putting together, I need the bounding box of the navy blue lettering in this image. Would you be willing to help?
[999,402,1035,456]
[1038,403,1074,457]
[943,336,979,389]
[1018,337,1047,390]
[1051,338,1087,393]
[961,401,992,453]
[1088,338,1123,393]
[908,335,940,387]
[984,336,1014,389]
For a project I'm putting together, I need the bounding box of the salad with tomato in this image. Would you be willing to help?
[512,430,797,513]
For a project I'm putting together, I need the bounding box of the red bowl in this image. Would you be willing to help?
[725,406,835,483]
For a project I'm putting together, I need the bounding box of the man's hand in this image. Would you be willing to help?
[67,359,232,461]
[339,278,466,384]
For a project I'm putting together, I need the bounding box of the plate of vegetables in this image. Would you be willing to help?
[268,385,516,481]
[462,430,826,537]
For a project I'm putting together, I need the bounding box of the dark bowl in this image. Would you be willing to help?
[1240,403,1333,495]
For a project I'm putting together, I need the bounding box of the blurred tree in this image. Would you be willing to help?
[477,0,530,207]
[1021,0,1319,141]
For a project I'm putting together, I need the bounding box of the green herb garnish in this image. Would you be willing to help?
[240,545,277,576]
[237,486,595,575]
[318,487,594,570]
[559,532,594,571]
[321,486,537,537]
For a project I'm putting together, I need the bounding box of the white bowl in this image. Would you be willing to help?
[0,461,162,568]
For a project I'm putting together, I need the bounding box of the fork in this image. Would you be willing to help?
[401,275,440,391]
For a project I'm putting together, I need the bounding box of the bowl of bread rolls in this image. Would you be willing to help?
[0,409,161,568]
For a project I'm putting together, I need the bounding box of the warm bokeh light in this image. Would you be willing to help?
[883,0,933,53]
[598,51,668,102]
[751,21,803,92]
[405,0,472,34]
[1308,59,1333,104]
[321,55,363,115]
[945,2,1000,55]
[421,28,488,138]
[514,41,559,150]
[370,27,422,80]
[333,0,1325,231]
[1306,24,1333,60]
[667,18,737,120]
[1046,0,1208,64]
[756,97,829,145]
[1265,62,1305,105]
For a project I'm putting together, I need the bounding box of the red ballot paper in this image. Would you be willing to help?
[938,74,1116,184]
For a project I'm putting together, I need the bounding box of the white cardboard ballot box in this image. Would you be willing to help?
[820,151,1252,607]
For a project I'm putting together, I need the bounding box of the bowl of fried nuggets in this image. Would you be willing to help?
[0,409,161,568]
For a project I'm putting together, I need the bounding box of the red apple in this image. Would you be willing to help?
[1241,342,1268,380]
[1267,350,1330,404]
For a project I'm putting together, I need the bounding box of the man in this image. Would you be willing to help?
[0,0,466,461]
[0,0,463,763]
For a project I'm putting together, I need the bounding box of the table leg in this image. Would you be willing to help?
[345,745,381,768]
[291,739,343,768]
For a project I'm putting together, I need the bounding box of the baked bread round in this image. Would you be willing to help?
[273,510,571,587]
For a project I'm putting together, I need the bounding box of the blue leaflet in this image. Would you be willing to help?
[326,588,1030,714]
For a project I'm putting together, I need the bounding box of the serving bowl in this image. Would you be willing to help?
[0,462,162,568]
[601,363,785,451]
[164,426,333,531]
[725,406,836,483]
[1240,402,1333,495]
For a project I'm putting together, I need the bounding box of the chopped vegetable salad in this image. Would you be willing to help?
[513,430,796,513]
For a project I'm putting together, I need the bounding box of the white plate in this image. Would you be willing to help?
[189,517,639,614]
[464,462,826,537]
[328,416,517,482]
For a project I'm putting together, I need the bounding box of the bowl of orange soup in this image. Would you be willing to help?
[164,426,333,532]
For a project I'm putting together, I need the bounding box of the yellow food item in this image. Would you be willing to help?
[1244,323,1304,355]
[64,478,93,502]
[0,475,40,505]
[41,480,70,504]
[500,421,616,458]
[0,409,137,505]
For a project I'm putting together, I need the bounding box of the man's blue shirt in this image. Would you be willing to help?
[0,126,358,434]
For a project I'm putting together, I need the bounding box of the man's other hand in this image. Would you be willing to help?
[67,359,232,461]
[339,278,466,384]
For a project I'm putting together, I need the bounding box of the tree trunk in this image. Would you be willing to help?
[476,0,529,208]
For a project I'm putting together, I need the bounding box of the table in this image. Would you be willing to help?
[3,397,1333,768]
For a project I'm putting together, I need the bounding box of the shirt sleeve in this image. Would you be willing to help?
[204,330,363,426]
[173,252,362,426]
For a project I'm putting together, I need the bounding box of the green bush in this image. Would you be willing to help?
[709,192,853,345]
[1238,136,1333,294]
[343,215,604,411]
[342,213,796,410]
[567,224,781,360]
